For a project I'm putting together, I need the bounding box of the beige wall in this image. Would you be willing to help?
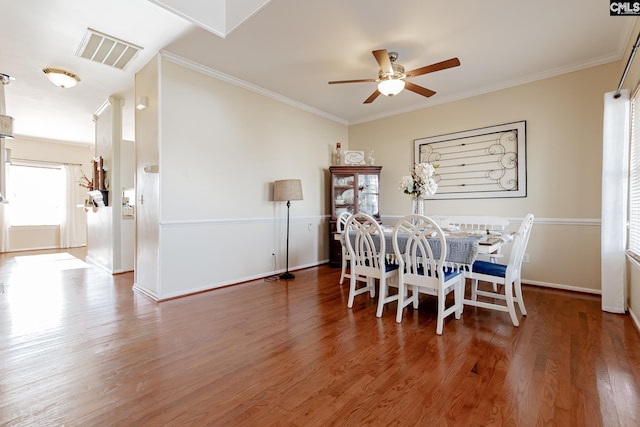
[134,55,161,297]
[349,61,620,293]
[134,53,348,300]
[3,136,93,251]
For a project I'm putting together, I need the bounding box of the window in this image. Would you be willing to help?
[8,164,64,226]
[629,87,640,258]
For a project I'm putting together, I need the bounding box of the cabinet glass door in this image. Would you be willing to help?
[333,174,355,218]
[357,174,379,217]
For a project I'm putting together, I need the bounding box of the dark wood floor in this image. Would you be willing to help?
[1,248,639,426]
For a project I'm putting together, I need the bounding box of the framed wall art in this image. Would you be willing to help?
[414,121,527,199]
[344,150,365,165]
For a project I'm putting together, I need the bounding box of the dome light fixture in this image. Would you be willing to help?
[377,78,405,96]
[43,68,81,88]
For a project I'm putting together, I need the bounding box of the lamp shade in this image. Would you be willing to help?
[274,179,303,202]
[377,78,405,96]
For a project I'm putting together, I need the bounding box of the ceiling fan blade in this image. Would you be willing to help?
[328,78,377,84]
[363,90,381,104]
[372,49,393,74]
[406,57,461,78]
[405,81,436,98]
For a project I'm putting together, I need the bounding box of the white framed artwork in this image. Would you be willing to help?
[344,150,365,165]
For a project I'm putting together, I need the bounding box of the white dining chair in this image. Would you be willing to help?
[344,213,399,316]
[441,215,509,291]
[464,213,534,327]
[392,214,464,335]
[335,211,352,285]
[440,216,509,260]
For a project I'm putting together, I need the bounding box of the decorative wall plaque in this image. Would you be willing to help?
[414,121,527,199]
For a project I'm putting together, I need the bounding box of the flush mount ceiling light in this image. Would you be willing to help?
[42,68,81,88]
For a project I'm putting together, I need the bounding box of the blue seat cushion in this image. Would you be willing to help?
[384,263,400,272]
[363,259,399,272]
[415,266,461,281]
[471,260,507,278]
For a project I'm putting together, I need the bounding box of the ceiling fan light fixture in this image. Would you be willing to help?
[43,68,81,88]
[378,78,405,96]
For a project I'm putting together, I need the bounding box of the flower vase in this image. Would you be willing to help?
[412,197,425,216]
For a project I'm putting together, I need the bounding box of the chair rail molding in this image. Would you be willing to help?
[159,215,325,227]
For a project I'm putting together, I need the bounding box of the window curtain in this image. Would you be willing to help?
[601,90,630,313]
[0,199,8,253]
[0,159,9,252]
[59,164,85,248]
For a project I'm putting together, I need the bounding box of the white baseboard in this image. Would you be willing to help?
[84,256,132,275]
[7,245,59,253]
[149,259,331,302]
[522,279,601,295]
[84,256,113,275]
[630,308,640,334]
[132,284,159,302]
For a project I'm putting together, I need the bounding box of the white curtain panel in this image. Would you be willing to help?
[0,157,9,252]
[0,198,8,253]
[59,165,85,248]
[601,90,630,313]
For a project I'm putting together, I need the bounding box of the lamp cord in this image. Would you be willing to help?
[265,199,294,282]
[264,252,278,282]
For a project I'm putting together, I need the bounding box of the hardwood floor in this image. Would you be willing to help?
[1,248,639,426]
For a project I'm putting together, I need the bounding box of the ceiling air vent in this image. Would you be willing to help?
[76,28,143,70]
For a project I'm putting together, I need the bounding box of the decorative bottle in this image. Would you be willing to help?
[335,142,343,166]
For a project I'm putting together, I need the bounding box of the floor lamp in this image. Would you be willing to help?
[274,179,303,280]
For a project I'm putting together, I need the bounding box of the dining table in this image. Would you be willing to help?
[345,226,515,270]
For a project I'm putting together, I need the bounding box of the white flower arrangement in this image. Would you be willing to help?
[399,162,438,199]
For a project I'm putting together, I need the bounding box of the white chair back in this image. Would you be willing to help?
[336,211,352,285]
[441,215,509,231]
[443,216,509,283]
[336,211,350,234]
[392,214,464,334]
[344,213,399,315]
[464,213,535,327]
[345,213,386,276]
[393,215,447,292]
[505,213,535,282]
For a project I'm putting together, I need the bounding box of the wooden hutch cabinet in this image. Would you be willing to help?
[329,165,382,267]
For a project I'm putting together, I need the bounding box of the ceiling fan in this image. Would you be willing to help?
[328,49,460,104]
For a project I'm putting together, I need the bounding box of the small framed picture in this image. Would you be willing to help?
[344,150,365,165]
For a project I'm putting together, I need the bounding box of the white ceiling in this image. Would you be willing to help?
[1,0,636,145]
